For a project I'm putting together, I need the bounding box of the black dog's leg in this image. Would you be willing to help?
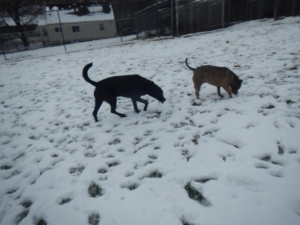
[131,98,140,113]
[131,97,149,113]
[109,97,126,117]
[137,97,148,111]
[93,100,103,122]
[217,86,224,98]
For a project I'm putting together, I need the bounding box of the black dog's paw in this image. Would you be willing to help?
[121,114,127,118]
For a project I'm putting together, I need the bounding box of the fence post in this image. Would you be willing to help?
[8,35,12,51]
[115,3,123,42]
[1,43,7,61]
[135,16,138,39]
[274,0,279,20]
[227,0,231,26]
[249,0,253,20]
[176,0,179,36]
[222,0,225,28]
[189,0,193,33]
[258,0,263,19]
[57,10,67,51]
[208,1,212,28]
[143,15,146,37]
[171,0,174,36]
[291,0,296,16]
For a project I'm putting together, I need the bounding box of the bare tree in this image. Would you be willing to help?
[0,0,44,48]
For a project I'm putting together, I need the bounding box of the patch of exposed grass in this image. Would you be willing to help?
[277,144,284,154]
[122,183,139,191]
[69,166,85,175]
[194,178,216,183]
[98,168,107,174]
[148,171,162,178]
[184,183,211,207]
[59,198,72,205]
[16,209,29,224]
[286,99,295,105]
[1,165,12,170]
[88,183,103,198]
[21,200,32,208]
[34,218,47,225]
[262,104,275,109]
[107,161,120,168]
[260,155,271,161]
[85,152,96,158]
[88,213,100,225]
[148,155,157,160]
[180,217,195,225]
[192,135,200,145]
[108,139,121,145]
[7,188,18,194]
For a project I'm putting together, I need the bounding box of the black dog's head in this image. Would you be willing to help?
[231,78,243,95]
[146,81,166,103]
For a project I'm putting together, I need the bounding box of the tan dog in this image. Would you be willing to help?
[185,58,243,99]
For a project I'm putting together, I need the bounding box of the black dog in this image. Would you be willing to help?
[82,63,166,122]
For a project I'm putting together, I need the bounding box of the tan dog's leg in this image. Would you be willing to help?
[193,76,201,99]
[222,86,232,98]
[217,86,224,98]
[194,85,201,99]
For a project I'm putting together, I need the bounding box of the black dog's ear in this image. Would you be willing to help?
[240,79,243,83]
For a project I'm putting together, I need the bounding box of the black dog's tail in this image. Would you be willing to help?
[185,58,196,71]
[82,63,97,86]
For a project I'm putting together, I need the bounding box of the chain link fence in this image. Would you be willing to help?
[1,0,300,58]
[1,6,117,58]
[135,0,300,36]
[135,0,173,37]
[0,29,47,53]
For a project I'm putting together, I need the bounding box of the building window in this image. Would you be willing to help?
[99,23,105,31]
[55,27,62,32]
[72,26,80,33]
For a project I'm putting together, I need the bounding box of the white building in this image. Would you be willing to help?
[45,4,117,44]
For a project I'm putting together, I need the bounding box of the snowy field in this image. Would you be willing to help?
[1,17,300,225]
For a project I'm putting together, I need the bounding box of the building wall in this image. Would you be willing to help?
[47,20,117,43]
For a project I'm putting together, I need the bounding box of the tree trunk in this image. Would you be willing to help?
[20,32,29,48]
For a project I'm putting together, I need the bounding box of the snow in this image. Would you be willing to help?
[1,17,300,225]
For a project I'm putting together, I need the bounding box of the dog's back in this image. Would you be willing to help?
[193,65,237,87]
[96,75,149,97]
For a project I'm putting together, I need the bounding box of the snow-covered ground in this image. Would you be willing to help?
[0,17,300,225]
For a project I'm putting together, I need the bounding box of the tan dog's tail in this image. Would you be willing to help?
[82,62,98,86]
[185,58,196,71]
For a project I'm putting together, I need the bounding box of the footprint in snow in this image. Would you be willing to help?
[88,213,100,225]
[121,181,139,191]
[69,166,85,175]
[107,160,120,168]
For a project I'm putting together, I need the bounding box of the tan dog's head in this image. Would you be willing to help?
[230,77,243,95]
